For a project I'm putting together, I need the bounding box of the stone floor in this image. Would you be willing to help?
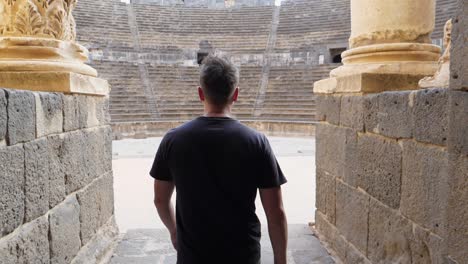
[110,225,335,264]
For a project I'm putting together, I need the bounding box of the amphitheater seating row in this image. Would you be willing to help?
[147,65,262,120]
[259,64,337,121]
[74,0,456,54]
[148,65,201,120]
[92,59,337,123]
[133,4,274,52]
[75,0,135,50]
[75,0,458,125]
[91,61,157,123]
[276,0,456,48]
[275,0,351,50]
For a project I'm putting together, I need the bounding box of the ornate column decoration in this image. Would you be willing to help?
[315,0,442,93]
[0,0,107,95]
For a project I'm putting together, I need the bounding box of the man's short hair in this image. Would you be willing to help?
[199,55,239,106]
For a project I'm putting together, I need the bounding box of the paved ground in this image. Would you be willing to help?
[110,225,335,264]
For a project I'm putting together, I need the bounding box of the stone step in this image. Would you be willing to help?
[262,103,316,107]
[260,113,316,119]
[110,109,153,114]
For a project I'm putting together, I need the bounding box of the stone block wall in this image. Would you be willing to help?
[0,89,118,264]
[450,0,467,92]
[315,86,467,263]
[315,3,467,262]
[445,3,468,262]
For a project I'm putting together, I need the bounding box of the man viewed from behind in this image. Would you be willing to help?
[150,56,288,264]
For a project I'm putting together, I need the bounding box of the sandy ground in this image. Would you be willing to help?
[112,137,316,233]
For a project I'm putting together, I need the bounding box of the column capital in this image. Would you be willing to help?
[0,0,107,96]
[0,0,77,40]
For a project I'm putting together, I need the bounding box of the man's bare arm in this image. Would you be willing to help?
[154,180,177,249]
[260,187,288,264]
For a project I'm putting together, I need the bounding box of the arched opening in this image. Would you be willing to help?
[329,47,346,64]
[197,52,209,65]
[332,53,342,63]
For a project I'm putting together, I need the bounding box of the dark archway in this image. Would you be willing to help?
[329,47,346,64]
[197,52,209,65]
[332,54,342,63]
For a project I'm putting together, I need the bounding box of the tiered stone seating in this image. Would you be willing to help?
[275,0,456,51]
[75,0,134,50]
[91,61,155,122]
[275,0,351,51]
[74,0,458,127]
[133,4,274,52]
[260,64,338,121]
[234,66,262,118]
[148,65,201,120]
[147,65,262,120]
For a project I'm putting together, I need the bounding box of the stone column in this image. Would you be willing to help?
[314,0,441,93]
[0,0,108,95]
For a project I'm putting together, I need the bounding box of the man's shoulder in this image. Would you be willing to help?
[164,118,200,135]
[164,117,267,142]
[160,118,207,142]
[235,122,266,139]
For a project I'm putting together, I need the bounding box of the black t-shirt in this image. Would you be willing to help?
[150,116,287,264]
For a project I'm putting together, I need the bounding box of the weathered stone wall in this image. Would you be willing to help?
[0,89,118,264]
[315,88,462,263]
[314,2,467,262]
[445,2,468,262]
[450,0,467,92]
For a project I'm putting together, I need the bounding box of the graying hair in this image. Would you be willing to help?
[199,55,239,106]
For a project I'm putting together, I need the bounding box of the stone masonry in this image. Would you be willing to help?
[0,89,118,264]
[314,1,468,262]
[315,87,467,264]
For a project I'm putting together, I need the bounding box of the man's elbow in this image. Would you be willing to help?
[154,198,169,208]
[267,207,287,226]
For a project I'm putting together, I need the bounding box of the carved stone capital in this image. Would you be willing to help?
[0,0,77,41]
[0,0,97,77]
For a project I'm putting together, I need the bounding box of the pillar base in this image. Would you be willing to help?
[0,72,109,96]
[342,43,441,64]
[314,72,431,94]
[0,61,98,77]
[314,60,439,94]
[0,37,98,77]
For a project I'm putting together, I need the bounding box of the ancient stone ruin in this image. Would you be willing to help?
[0,0,466,263]
[0,0,117,263]
[314,0,467,263]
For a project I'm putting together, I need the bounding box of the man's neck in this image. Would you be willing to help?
[203,111,231,118]
[203,104,232,118]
